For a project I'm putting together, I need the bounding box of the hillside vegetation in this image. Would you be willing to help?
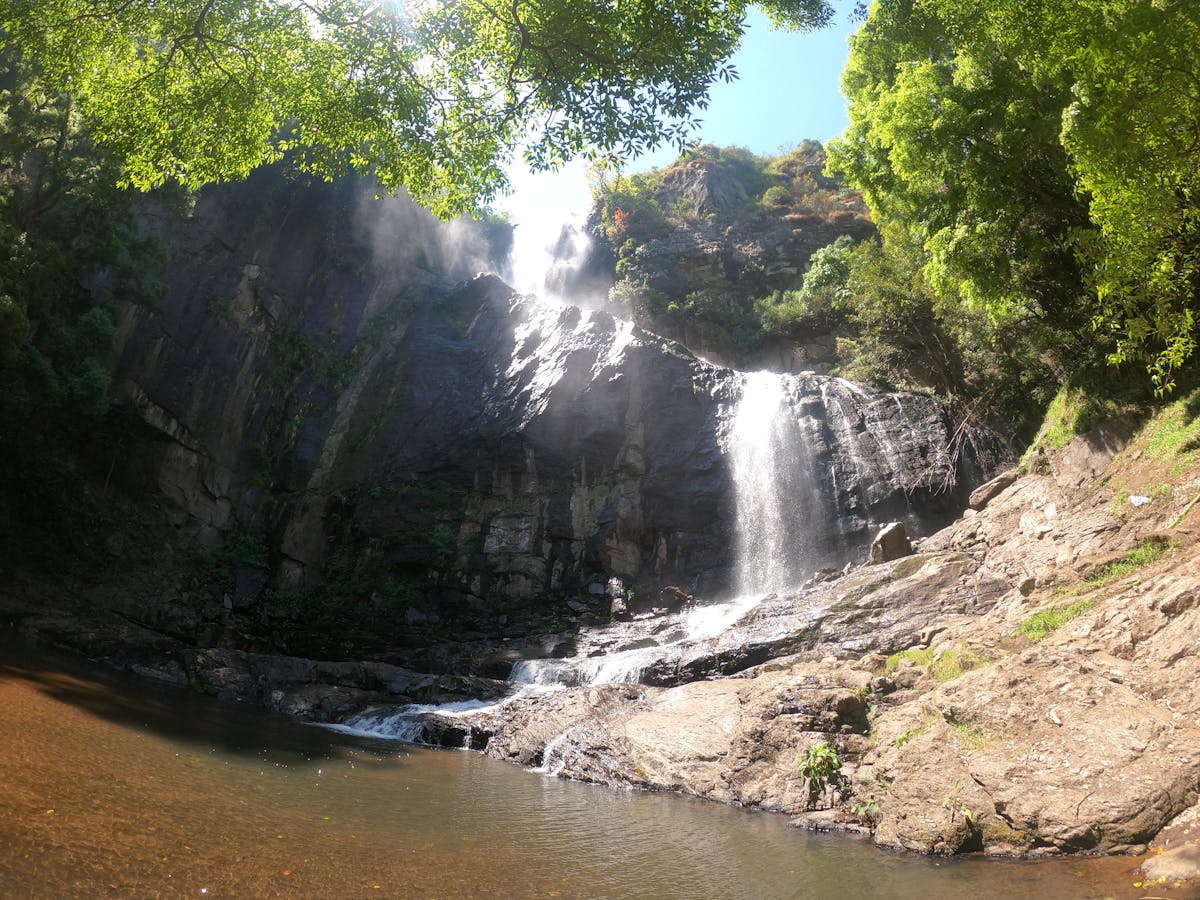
[590,0,1200,447]
[590,142,1081,445]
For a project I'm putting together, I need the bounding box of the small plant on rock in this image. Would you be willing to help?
[850,798,882,833]
[799,741,843,809]
[942,779,974,823]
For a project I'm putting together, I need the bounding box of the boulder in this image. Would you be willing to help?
[658,586,695,612]
[870,522,912,564]
[968,467,1019,511]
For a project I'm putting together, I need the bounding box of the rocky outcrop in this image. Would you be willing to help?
[390,415,1200,868]
[582,143,875,370]
[100,167,1000,651]
[481,669,871,811]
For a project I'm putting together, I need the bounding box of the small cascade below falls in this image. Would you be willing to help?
[507,592,764,689]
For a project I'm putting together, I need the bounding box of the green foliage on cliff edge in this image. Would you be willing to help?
[597,141,875,363]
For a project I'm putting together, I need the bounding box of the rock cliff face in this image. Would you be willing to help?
[103,169,999,641]
[626,158,873,301]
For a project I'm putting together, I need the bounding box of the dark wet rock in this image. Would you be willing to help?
[177,647,509,719]
[232,566,270,611]
[658,586,694,612]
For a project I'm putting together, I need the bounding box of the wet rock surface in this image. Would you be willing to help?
[102,165,1000,647]
[9,411,1200,882]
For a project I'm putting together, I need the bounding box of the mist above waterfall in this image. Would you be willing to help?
[354,184,512,289]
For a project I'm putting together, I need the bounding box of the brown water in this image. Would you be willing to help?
[0,634,1174,899]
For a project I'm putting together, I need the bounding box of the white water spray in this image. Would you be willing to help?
[727,372,826,596]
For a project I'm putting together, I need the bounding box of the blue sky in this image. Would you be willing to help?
[499,10,859,292]
[634,10,858,170]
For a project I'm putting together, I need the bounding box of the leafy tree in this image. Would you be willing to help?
[1,0,844,217]
[841,229,1061,441]
[826,0,1092,341]
[833,232,957,391]
[829,0,1200,392]
[0,51,163,528]
[1054,1,1200,392]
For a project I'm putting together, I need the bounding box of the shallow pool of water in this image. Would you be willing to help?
[0,634,1173,898]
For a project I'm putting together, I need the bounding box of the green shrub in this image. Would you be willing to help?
[761,185,793,208]
[799,741,843,809]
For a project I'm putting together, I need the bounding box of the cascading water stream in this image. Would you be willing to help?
[728,371,827,596]
[334,368,847,744]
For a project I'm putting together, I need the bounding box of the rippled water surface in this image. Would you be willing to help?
[0,635,1171,898]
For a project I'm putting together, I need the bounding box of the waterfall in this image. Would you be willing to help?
[318,313,986,747]
[727,372,828,596]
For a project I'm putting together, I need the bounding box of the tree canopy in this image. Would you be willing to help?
[827,0,1200,392]
[0,0,839,217]
[0,52,165,518]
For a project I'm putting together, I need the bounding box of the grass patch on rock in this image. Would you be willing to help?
[884,644,994,682]
[952,722,1001,750]
[1085,539,1169,586]
[1143,391,1200,463]
[1019,598,1094,641]
[1022,539,1172,640]
[1020,381,1132,470]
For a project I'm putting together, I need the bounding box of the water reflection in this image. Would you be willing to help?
[0,633,1179,899]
